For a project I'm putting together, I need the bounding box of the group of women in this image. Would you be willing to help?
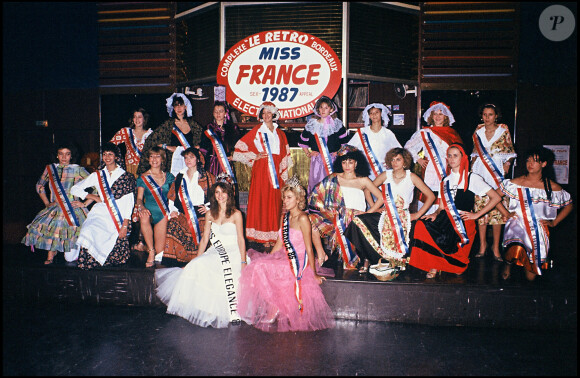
[22,92,573,332]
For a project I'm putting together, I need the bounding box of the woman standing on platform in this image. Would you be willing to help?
[163,147,215,265]
[22,142,91,264]
[137,93,203,177]
[347,103,401,182]
[404,101,463,215]
[308,145,384,270]
[237,177,335,332]
[408,144,501,278]
[135,146,175,267]
[71,143,136,270]
[110,108,153,178]
[155,179,247,328]
[346,147,435,273]
[470,104,517,261]
[232,101,293,247]
[298,96,350,194]
[498,146,573,281]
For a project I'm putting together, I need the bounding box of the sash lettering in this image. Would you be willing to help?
[517,187,543,275]
[334,214,358,269]
[142,175,171,220]
[125,128,142,158]
[421,130,447,181]
[205,129,236,183]
[259,132,280,189]
[380,182,409,257]
[440,180,469,247]
[213,228,241,323]
[314,133,333,176]
[473,133,504,187]
[47,164,80,227]
[96,169,124,233]
[283,213,308,312]
[178,180,201,245]
[172,126,191,148]
[358,129,384,177]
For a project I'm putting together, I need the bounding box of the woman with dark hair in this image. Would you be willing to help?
[346,147,435,273]
[498,146,573,281]
[110,107,153,178]
[22,142,91,264]
[408,144,501,278]
[163,147,215,265]
[71,142,136,270]
[137,93,203,176]
[135,146,175,267]
[308,145,384,269]
[232,101,293,246]
[470,103,517,261]
[298,96,350,193]
[155,178,247,328]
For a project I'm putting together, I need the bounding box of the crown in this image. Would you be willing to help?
[285,175,303,189]
[216,173,234,185]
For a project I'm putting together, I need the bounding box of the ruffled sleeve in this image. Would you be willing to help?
[550,189,572,208]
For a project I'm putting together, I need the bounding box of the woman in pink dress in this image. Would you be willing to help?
[237,176,335,332]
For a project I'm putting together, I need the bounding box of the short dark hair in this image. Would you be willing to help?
[385,147,414,169]
[479,103,502,121]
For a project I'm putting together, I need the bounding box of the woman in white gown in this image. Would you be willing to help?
[155,175,247,328]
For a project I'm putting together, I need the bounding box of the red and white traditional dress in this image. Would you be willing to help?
[233,122,293,243]
[110,127,153,177]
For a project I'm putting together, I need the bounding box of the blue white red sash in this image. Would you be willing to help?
[172,126,191,148]
[142,175,171,220]
[178,179,201,246]
[314,133,333,176]
[205,129,236,183]
[517,187,542,275]
[440,180,469,247]
[421,130,447,181]
[358,129,384,177]
[259,132,280,189]
[473,133,504,187]
[333,213,358,269]
[380,182,409,256]
[125,128,142,158]
[47,164,80,227]
[96,169,124,233]
[283,212,308,312]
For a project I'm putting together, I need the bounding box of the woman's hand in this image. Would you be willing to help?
[314,274,326,285]
[421,212,437,222]
[503,161,511,173]
[410,212,421,221]
[417,158,429,169]
[70,200,84,208]
[86,194,102,203]
[502,211,517,222]
[138,206,151,219]
[459,210,479,221]
[317,253,328,267]
[256,151,268,160]
[169,211,179,219]
[198,206,208,215]
[540,219,556,228]
[118,226,128,239]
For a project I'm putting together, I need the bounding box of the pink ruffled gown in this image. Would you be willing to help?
[237,227,335,332]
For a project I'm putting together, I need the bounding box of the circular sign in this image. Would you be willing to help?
[539,5,576,42]
[217,30,342,120]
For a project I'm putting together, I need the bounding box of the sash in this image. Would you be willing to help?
[517,187,542,275]
[314,134,333,176]
[421,130,447,181]
[358,129,384,177]
[472,133,504,187]
[47,164,80,227]
[380,182,409,257]
[172,126,191,148]
[205,129,236,183]
[142,175,171,220]
[96,169,124,233]
[212,228,241,323]
[440,180,469,247]
[259,132,280,189]
[178,179,201,246]
[333,213,358,269]
[283,212,308,312]
[124,128,142,158]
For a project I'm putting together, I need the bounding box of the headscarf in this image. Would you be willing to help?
[166,93,193,118]
[258,101,280,121]
[361,103,391,127]
[423,101,455,126]
[446,143,469,191]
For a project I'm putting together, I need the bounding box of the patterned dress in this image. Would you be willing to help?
[470,124,517,226]
[110,127,153,177]
[22,164,90,253]
[199,121,240,178]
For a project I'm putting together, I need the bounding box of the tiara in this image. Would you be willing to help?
[285,175,303,190]
[337,144,358,156]
[216,173,234,185]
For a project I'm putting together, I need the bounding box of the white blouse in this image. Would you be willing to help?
[342,186,366,211]
[348,127,402,181]
[253,122,280,155]
[383,170,415,210]
[404,128,449,191]
[470,127,517,189]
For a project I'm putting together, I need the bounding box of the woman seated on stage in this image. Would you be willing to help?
[308,145,384,270]
[407,143,502,279]
[498,145,573,281]
[163,147,215,265]
[346,147,435,273]
[237,176,335,332]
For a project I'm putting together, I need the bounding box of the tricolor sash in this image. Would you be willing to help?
[259,132,280,189]
[211,228,241,323]
[314,134,333,176]
[125,128,142,158]
[283,212,308,312]
[172,126,191,148]
[421,130,447,181]
[334,213,358,269]
[440,180,469,247]
[47,164,80,227]
[96,169,124,233]
[358,129,384,177]
[205,129,236,183]
[473,133,504,187]
[517,187,543,275]
[178,180,201,245]
[142,175,171,220]
[380,183,409,256]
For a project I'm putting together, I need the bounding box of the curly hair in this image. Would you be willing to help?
[209,181,236,219]
[129,108,149,129]
[333,149,371,177]
[384,147,414,170]
[282,184,307,211]
[426,111,450,127]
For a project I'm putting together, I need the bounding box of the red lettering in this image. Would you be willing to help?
[276,65,292,85]
[263,65,276,84]
[291,65,307,85]
[249,65,264,84]
[306,64,321,85]
[236,65,251,85]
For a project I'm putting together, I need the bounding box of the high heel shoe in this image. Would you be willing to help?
[426,269,439,279]
[145,248,156,268]
[359,259,370,274]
